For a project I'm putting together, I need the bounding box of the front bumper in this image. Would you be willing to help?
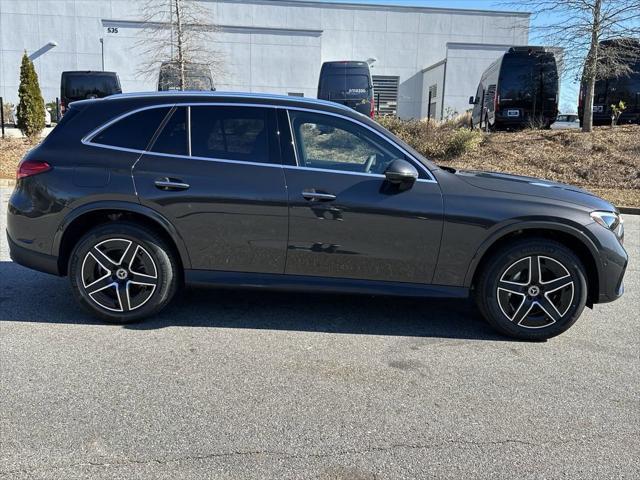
[588,223,628,304]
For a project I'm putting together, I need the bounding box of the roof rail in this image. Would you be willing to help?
[103,90,354,111]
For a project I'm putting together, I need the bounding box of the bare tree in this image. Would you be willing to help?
[506,0,640,132]
[136,0,224,90]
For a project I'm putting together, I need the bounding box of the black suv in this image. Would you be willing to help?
[7,92,627,340]
[60,71,122,115]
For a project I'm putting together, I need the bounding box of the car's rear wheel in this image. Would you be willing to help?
[475,239,587,340]
[69,222,178,323]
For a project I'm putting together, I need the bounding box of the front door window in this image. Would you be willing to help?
[289,111,405,176]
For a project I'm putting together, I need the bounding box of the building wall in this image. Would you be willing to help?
[420,61,445,119]
[442,43,513,119]
[0,0,529,118]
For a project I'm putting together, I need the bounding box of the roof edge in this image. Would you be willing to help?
[219,0,532,17]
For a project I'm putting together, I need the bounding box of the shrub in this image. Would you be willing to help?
[444,129,484,158]
[376,115,483,160]
[16,52,45,139]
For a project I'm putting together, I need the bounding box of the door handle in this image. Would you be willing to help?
[154,177,190,191]
[302,190,336,202]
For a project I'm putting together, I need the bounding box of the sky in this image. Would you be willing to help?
[311,0,581,111]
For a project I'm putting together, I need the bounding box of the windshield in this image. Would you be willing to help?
[160,74,213,91]
[158,64,213,91]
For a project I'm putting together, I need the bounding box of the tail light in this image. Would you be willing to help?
[370,96,375,118]
[60,99,66,114]
[17,159,51,179]
[495,94,500,112]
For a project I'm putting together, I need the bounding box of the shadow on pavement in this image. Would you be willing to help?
[0,261,508,341]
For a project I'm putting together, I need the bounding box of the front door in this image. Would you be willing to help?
[133,105,288,273]
[282,109,443,284]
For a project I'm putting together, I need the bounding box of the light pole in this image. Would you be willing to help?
[99,38,104,70]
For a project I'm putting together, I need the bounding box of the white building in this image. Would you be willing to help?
[0,0,530,119]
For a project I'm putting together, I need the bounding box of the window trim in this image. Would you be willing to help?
[81,102,437,183]
[284,107,436,183]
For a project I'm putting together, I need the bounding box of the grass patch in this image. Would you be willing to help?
[376,115,483,160]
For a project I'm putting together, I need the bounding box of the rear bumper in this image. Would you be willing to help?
[495,115,556,128]
[7,231,60,276]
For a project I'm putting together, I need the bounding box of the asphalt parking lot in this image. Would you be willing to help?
[1,186,638,479]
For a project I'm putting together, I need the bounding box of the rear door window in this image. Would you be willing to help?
[91,107,170,151]
[321,74,369,99]
[499,58,534,101]
[189,106,270,163]
[150,107,188,156]
[500,55,557,103]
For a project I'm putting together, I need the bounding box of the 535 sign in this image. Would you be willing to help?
[106,27,119,34]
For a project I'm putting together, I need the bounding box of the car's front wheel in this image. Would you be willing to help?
[69,222,179,323]
[475,238,588,340]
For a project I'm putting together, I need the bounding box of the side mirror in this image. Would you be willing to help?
[469,96,476,105]
[384,159,419,190]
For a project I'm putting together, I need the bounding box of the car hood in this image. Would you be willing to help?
[453,169,616,211]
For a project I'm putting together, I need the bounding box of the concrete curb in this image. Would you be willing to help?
[619,206,640,215]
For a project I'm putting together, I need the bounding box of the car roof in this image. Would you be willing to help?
[99,90,357,113]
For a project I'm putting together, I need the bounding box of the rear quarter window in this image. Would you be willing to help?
[90,107,170,151]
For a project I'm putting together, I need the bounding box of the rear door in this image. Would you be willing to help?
[343,67,373,116]
[319,64,372,116]
[133,104,288,273]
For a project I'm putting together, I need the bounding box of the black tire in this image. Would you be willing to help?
[474,238,588,340]
[69,221,179,323]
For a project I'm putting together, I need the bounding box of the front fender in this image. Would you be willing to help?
[463,219,602,288]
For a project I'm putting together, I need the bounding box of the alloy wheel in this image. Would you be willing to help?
[80,238,158,312]
[496,255,575,329]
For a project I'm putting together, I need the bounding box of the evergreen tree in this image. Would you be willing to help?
[17,52,45,139]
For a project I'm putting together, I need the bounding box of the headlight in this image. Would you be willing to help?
[591,211,624,241]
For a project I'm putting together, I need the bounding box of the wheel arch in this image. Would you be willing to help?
[466,222,601,305]
[54,201,191,275]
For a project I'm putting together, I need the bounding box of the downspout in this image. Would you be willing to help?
[440,59,447,121]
